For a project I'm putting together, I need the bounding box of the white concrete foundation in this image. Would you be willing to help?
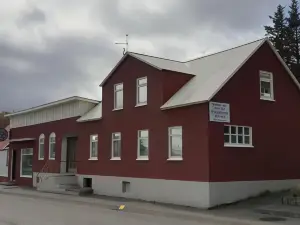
[76,175,300,208]
[76,175,211,208]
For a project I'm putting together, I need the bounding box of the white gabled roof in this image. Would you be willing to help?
[77,102,102,122]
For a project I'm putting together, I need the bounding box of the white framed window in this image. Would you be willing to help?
[114,83,123,110]
[111,132,121,160]
[49,132,56,160]
[136,77,147,105]
[224,125,253,147]
[90,134,98,160]
[168,127,183,160]
[260,71,274,100]
[38,134,45,160]
[20,148,33,178]
[137,130,149,160]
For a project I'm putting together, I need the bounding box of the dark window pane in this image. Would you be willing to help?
[238,135,243,144]
[238,127,243,135]
[231,135,237,144]
[245,136,250,144]
[244,127,250,135]
[224,135,230,143]
[231,126,236,134]
[224,126,229,134]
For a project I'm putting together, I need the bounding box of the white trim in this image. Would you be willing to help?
[224,144,254,148]
[137,130,149,160]
[136,158,149,161]
[49,132,56,160]
[38,134,45,160]
[5,96,99,117]
[168,126,183,160]
[111,132,121,159]
[136,77,147,105]
[89,134,98,160]
[10,138,35,143]
[113,83,124,110]
[135,103,147,108]
[20,148,33,178]
[88,158,98,161]
[112,108,123,111]
[259,70,274,101]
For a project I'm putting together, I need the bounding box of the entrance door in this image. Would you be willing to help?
[11,150,17,181]
[66,137,77,173]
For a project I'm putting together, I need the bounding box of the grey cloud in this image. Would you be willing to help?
[0,36,120,111]
[17,7,46,27]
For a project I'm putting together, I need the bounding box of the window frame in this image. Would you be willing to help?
[89,134,98,160]
[224,125,253,148]
[38,134,45,160]
[137,130,149,160]
[111,132,121,160]
[49,132,56,160]
[260,71,274,101]
[114,83,124,110]
[168,126,183,161]
[136,77,147,106]
[20,148,33,178]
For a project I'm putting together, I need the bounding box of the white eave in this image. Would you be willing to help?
[5,96,100,117]
[77,102,102,122]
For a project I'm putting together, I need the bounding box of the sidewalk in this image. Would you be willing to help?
[0,186,275,225]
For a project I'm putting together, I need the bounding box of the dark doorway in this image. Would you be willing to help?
[11,150,17,181]
[66,137,77,173]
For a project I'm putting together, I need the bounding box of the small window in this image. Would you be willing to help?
[39,134,45,160]
[137,130,149,159]
[224,125,252,147]
[114,83,123,110]
[137,77,147,105]
[168,127,183,160]
[122,181,130,193]
[49,132,56,160]
[90,135,98,159]
[83,178,92,188]
[112,132,121,159]
[260,71,274,100]
[20,148,33,177]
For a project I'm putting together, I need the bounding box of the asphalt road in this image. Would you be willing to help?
[0,193,255,225]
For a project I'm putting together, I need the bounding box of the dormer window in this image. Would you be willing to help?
[136,77,147,106]
[260,71,274,101]
[114,83,123,110]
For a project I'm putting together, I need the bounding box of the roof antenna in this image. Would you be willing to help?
[115,34,129,55]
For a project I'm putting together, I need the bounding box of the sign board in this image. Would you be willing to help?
[0,128,8,142]
[209,102,230,123]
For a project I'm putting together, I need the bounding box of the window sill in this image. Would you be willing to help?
[48,158,55,160]
[167,158,183,161]
[260,97,275,102]
[110,157,121,161]
[224,144,254,148]
[88,158,98,161]
[113,108,123,111]
[136,157,149,161]
[135,103,147,108]
[38,158,44,160]
[20,175,32,178]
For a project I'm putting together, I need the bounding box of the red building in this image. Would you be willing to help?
[5,38,300,208]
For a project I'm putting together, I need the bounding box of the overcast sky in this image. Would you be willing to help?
[0,0,289,111]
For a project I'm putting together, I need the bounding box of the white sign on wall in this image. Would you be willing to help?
[209,102,230,123]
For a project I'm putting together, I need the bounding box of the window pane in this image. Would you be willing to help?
[139,130,148,138]
[115,91,123,108]
[231,135,237,144]
[21,150,32,176]
[244,127,250,135]
[138,85,147,104]
[39,144,44,158]
[115,84,123,90]
[224,135,230,143]
[260,73,271,79]
[261,81,271,94]
[91,135,98,141]
[40,138,44,144]
[91,142,98,158]
[231,126,236,134]
[139,138,149,157]
[171,127,182,135]
[238,135,243,144]
[50,143,55,158]
[138,78,147,85]
[245,136,250,144]
[113,140,121,157]
[170,136,182,157]
[224,126,229,134]
[238,127,243,135]
[113,133,121,139]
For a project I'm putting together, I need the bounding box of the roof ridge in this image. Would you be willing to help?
[129,51,184,63]
[184,38,266,63]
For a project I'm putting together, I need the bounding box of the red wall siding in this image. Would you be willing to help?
[209,42,300,182]
[9,117,79,185]
[77,56,210,182]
